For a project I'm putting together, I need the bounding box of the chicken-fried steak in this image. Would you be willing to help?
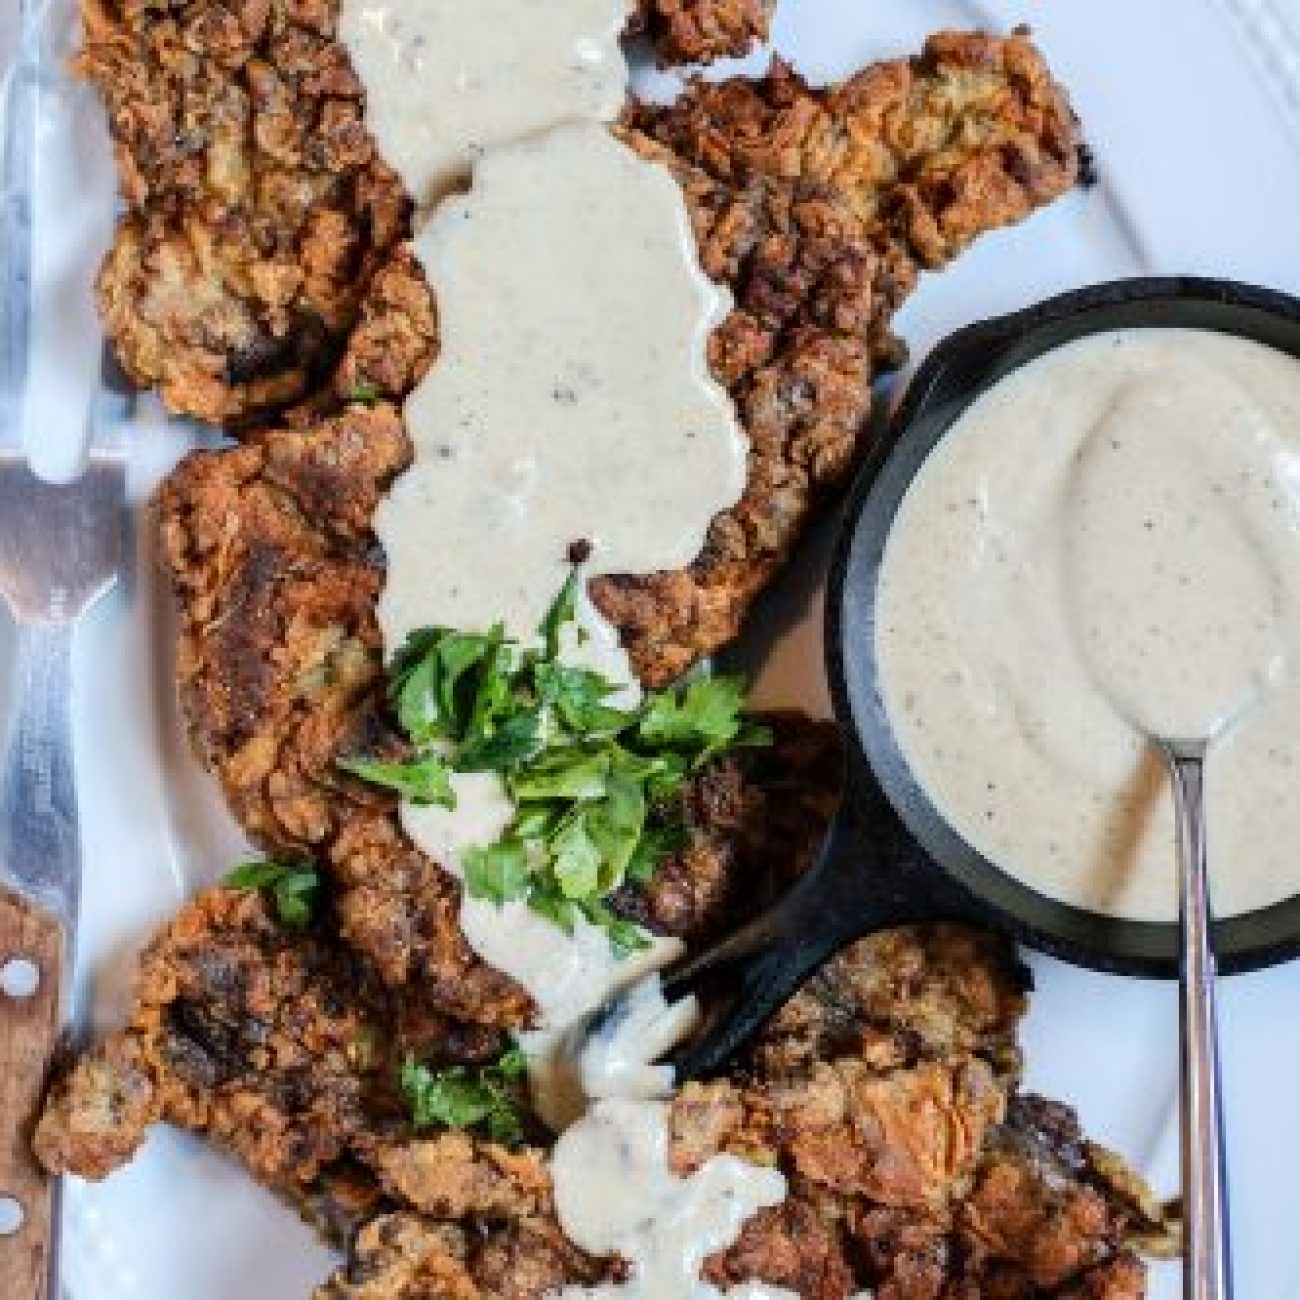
[35,881,1172,1297]
[316,992,1170,1299]
[36,707,1173,1294]
[78,0,778,423]
[52,3,1173,1292]
[593,36,1081,684]
[80,0,411,423]
[153,387,844,1011]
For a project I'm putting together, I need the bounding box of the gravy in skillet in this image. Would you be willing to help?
[876,328,1300,922]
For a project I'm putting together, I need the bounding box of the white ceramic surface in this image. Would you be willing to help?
[3,1,1300,1297]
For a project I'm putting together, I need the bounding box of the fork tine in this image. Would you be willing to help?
[0,0,38,452]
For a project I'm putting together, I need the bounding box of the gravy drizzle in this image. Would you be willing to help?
[347,6,785,1293]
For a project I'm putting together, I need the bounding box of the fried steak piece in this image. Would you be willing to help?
[79,0,413,424]
[32,887,506,1194]
[632,34,1083,270]
[79,0,776,423]
[155,388,843,1013]
[158,33,1079,997]
[34,879,1170,1297]
[631,0,774,66]
[152,401,535,1019]
[325,32,1082,685]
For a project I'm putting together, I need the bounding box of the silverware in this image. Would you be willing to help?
[0,7,129,1296]
[1161,739,1232,1300]
[0,353,127,1300]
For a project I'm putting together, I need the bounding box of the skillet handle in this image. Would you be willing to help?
[666,787,947,1082]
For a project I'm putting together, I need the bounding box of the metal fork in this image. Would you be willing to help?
[0,360,127,1300]
[0,7,129,1295]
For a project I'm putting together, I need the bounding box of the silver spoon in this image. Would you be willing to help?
[1159,736,1232,1300]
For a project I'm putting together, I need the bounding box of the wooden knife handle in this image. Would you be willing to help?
[0,888,66,1300]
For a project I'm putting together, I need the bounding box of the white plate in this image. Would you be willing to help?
[4,1,1300,1296]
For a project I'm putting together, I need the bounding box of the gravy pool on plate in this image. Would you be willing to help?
[876,328,1300,923]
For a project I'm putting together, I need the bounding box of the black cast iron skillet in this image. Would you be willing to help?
[667,276,1300,1082]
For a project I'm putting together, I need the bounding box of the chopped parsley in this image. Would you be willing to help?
[400,1047,529,1147]
[224,859,322,930]
[337,752,457,806]
[347,381,381,405]
[341,573,770,953]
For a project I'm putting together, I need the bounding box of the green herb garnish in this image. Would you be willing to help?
[224,859,322,929]
[340,572,770,952]
[400,1047,528,1146]
[348,381,381,405]
[337,752,457,806]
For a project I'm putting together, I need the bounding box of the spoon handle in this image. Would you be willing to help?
[1164,743,1232,1300]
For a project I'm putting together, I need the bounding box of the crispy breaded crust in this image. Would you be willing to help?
[165,36,1080,689]
[631,0,774,66]
[154,403,529,1016]
[80,0,412,423]
[151,402,849,1011]
[313,933,1168,1298]
[33,887,520,1210]
[630,34,1083,269]
[593,35,1081,682]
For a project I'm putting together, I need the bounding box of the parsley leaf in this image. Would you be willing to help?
[638,675,749,753]
[456,707,545,772]
[393,639,445,743]
[550,813,604,899]
[438,628,505,728]
[527,885,579,936]
[463,839,531,905]
[338,753,457,807]
[584,773,648,886]
[579,897,652,957]
[225,859,321,929]
[539,569,579,659]
[535,661,628,733]
[348,382,380,405]
[508,747,611,801]
[400,1048,528,1147]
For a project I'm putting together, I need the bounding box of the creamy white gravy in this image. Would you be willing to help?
[377,121,747,691]
[541,980,796,1299]
[876,328,1300,922]
[340,0,630,208]
[525,970,700,1131]
[550,1097,794,1300]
